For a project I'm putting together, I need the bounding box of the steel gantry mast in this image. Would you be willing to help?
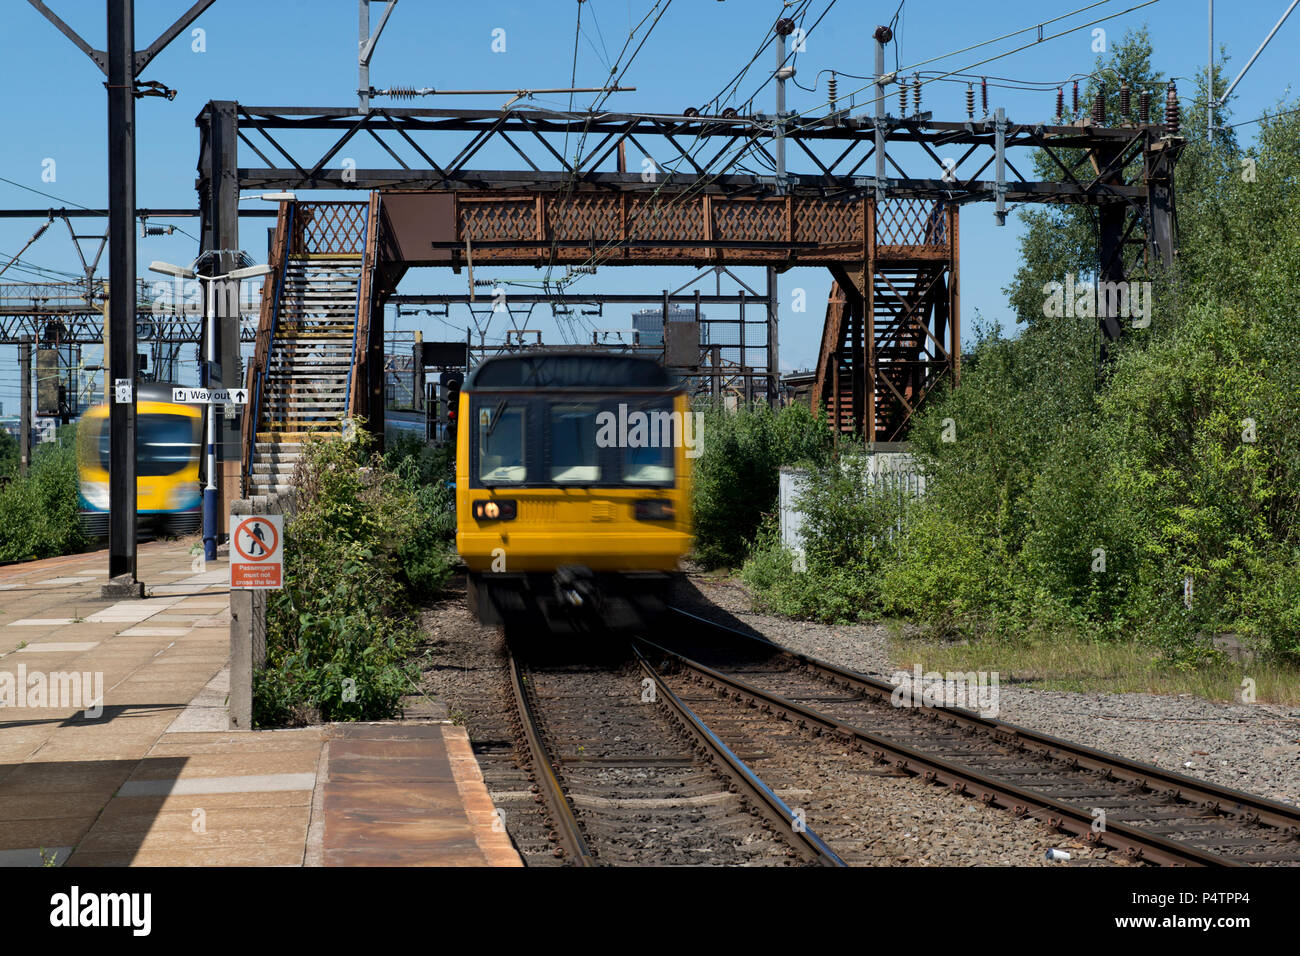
[30,0,216,595]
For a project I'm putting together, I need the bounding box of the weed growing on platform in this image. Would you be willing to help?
[255,428,452,726]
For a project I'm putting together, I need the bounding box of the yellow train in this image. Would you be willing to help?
[76,383,202,538]
[456,351,695,630]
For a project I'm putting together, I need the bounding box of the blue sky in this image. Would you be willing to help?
[2,0,1297,416]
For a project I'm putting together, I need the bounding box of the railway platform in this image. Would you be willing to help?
[0,539,519,867]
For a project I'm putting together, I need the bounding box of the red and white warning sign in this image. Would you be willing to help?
[229,514,284,589]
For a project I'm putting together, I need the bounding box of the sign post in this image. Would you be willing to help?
[229,513,284,589]
[174,387,247,561]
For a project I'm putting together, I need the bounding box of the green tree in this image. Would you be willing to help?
[0,428,19,477]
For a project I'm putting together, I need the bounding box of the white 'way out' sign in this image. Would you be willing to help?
[172,387,248,405]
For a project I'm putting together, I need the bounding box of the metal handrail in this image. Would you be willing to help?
[345,193,380,419]
[242,202,294,494]
[344,202,370,419]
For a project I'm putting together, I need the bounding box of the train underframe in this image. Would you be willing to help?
[78,509,202,540]
[468,566,674,633]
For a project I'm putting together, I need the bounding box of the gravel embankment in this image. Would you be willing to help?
[669,572,1300,808]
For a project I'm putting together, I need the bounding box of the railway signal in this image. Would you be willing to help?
[440,370,463,443]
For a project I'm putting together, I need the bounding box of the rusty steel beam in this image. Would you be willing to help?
[379,190,902,268]
[233,166,1147,203]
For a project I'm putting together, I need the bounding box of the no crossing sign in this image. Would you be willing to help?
[229,514,284,589]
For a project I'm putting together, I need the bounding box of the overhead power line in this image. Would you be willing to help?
[0,174,94,210]
[1217,104,1300,131]
[815,0,1163,117]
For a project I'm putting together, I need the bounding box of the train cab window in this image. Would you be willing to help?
[623,403,676,483]
[549,404,600,483]
[478,403,527,483]
[138,415,201,477]
[93,414,200,478]
[624,443,673,483]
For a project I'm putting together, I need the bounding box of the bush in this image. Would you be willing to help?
[741,453,904,624]
[0,427,86,563]
[255,540,420,724]
[254,429,452,726]
[742,527,880,624]
[692,400,831,568]
[1231,548,1300,662]
[384,434,457,599]
[859,81,1300,664]
[877,500,1014,638]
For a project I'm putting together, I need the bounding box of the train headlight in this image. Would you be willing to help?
[472,498,517,521]
[634,499,675,521]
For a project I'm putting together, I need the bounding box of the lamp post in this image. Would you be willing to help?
[149,259,271,561]
[248,193,296,201]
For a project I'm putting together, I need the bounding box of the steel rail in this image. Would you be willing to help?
[630,642,846,867]
[639,630,1238,867]
[668,606,1300,838]
[507,652,595,866]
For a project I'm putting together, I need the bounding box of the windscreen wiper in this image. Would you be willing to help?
[486,399,508,438]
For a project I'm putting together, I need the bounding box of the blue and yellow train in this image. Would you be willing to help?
[456,351,695,630]
[76,382,202,538]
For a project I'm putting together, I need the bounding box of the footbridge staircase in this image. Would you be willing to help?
[810,199,960,443]
[242,200,379,496]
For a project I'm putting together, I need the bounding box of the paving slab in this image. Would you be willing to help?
[314,723,522,867]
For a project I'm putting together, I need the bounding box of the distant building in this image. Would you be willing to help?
[631,306,706,351]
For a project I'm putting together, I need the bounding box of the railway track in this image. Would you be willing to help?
[505,636,843,866]
[454,673,568,867]
[640,607,1300,867]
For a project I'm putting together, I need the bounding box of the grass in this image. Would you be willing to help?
[888,629,1300,705]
